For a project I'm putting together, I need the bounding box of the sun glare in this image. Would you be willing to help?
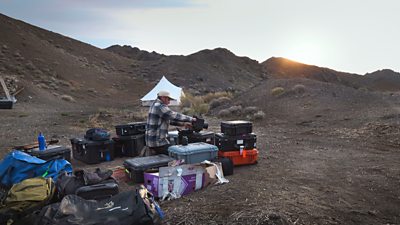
[281,39,324,66]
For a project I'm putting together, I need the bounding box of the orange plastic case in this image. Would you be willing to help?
[218,149,258,166]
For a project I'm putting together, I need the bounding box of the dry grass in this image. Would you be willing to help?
[271,87,285,96]
[181,91,233,115]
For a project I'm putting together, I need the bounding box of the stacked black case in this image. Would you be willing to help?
[115,122,146,136]
[113,134,145,157]
[215,133,256,151]
[178,130,215,145]
[114,122,146,157]
[215,120,256,151]
[70,138,115,164]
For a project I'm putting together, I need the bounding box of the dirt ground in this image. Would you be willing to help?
[1,12,400,225]
[1,99,400,225]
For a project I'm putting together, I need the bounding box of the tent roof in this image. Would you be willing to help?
[140,76,183,104]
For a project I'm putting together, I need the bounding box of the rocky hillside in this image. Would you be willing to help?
[364,69,400,91]
[107,45,267,94]
[1,12,400,112]
[0,13,149,109]
[261,57,400,92]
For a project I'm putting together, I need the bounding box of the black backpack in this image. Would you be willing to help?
[84,128,110,141]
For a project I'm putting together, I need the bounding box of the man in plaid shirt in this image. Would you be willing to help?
[145,90,196,155]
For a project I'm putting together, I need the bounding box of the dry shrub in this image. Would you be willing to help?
[209,96,231,109]
[253,110,266,120]
[180,93,210,115]
[180,92,195,108]
[227,105,242,115]
[244,106,258,114]
[292,84,306,94]
[60,94,75,102]
[202,91,233,103]
[217,109,230,118]
[271,87,285,96]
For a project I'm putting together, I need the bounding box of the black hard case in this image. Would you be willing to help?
[215,133,257,151]
[0,99,13,109]
[70,138,115,164]
[178,130,215,145]
[75,180,119,200]
[221,120,253,136]
[115,122,146,136]
[123,154,175,184]
[25,145,71,161]
[113,134,145,157]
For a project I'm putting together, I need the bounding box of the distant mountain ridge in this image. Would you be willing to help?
[1,12,399,111]
[261,57,400,91]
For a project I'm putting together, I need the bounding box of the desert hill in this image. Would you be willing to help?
[364,69,400,91]
[0,13,150,109]
[261,57,400,92]
[106,45,267,94]
[1,12,400,113]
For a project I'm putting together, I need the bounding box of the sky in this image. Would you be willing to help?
[1,0,399,74]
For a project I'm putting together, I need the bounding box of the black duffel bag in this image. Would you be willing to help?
[35,186,161,225]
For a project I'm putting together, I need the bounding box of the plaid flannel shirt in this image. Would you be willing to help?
[145,98,193,148]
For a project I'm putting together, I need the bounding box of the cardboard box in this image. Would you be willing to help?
[144,162,225,199]
[144,164,204,199]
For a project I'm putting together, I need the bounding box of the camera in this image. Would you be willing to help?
[191,116,208,132]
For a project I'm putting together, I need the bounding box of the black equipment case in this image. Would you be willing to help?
[115,122,146,136]
[178,130,215,145]
[75,180,119,200]
[215,133,257,151]
[25,145,71,162]
[0,98,13,109]
[70,138,115,164]
[221,120,253,136]
[123,154,175,184]
[113,134,145,157]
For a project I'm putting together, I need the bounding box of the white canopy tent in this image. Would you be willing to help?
[140,76,184,106]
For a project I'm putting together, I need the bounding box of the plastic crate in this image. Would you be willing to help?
[218,149,258,166]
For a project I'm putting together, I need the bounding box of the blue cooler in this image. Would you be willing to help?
[168,142,218,164]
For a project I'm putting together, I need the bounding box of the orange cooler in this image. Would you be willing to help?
[218,149,258,166]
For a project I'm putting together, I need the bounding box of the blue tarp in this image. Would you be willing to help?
[0,150,72,187]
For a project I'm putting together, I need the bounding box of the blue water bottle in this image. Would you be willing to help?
[38,132,46,151]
